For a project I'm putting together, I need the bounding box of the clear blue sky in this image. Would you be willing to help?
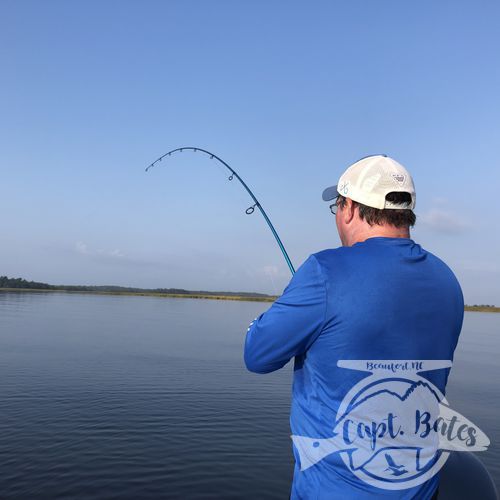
[1,0,499,304]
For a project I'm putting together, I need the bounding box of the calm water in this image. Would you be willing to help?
[0,292,499,499]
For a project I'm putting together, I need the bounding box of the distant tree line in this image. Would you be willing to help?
[0,276,53,289]
[467,304,497,308]
[0,276,273,298]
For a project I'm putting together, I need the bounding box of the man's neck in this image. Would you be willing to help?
[346,225,410,246]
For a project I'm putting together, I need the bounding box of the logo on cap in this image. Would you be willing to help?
[391,173,406,184]
[338,181,350,196]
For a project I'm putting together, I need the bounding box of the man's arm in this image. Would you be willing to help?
[244,254,327,374]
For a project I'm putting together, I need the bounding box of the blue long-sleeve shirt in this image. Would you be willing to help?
[244,237,464,499]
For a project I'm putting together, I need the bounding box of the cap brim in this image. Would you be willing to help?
[322,185,338,202]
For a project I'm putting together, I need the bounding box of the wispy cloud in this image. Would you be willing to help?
[74,241,157,267]
[263,265,280,277]
[456,259,500,274]
[75,241,125,259]
[418,206,469,234]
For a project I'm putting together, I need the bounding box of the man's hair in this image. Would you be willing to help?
[337,192,416,228]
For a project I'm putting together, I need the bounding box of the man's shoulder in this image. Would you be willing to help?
[411,241,457,272]
[312,241,461,286]
[312,247,350,261]
[416,245,462,287]
[311,245,366,268]
[308,247,355,279]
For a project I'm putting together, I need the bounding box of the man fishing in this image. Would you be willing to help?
[244,155,464,499]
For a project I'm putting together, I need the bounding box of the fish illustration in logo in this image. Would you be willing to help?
[291,360,490,489]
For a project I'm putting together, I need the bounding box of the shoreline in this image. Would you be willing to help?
[0,287,277,303]
[464,305,500,313]
[1,288,498,311]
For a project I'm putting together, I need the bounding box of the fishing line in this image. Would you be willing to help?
[145,147,295,275]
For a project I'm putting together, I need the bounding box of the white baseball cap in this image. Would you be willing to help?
[322,154,416,210]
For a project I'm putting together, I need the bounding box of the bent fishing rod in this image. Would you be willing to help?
[145,147,295,275]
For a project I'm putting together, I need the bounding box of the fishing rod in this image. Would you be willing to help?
[145,147,295,275]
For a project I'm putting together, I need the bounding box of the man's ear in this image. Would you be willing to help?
[344,198,356,225]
